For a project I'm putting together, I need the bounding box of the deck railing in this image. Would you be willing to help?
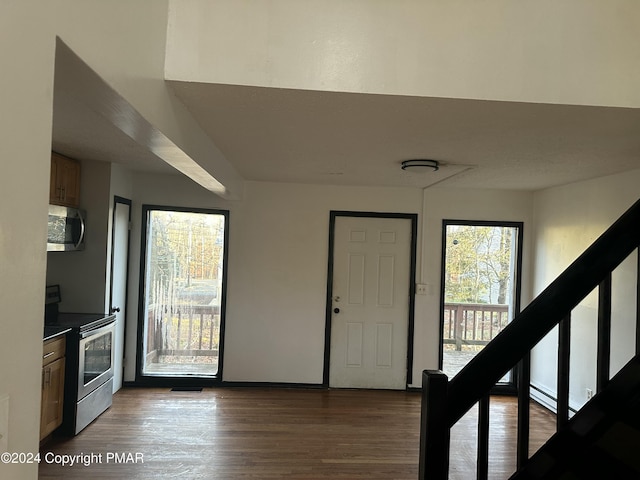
[146,304,220,363]
[443,303,509,350]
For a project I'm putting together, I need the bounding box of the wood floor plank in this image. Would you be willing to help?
[38,388,555,479]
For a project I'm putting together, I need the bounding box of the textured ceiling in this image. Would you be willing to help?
[51,73,640,192]
[167,81,640,191]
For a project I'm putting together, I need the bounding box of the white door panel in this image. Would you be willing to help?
[330,216,411,389]
[111,199,130,393]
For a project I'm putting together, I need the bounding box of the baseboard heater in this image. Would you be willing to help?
[530,383,577,416]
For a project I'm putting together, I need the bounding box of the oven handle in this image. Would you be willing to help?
[79,321,115,339]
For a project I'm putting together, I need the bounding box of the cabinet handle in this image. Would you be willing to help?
[61,187,66,200]
[43,351,56,360]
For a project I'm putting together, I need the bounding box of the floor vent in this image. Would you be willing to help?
[170,387,203,392]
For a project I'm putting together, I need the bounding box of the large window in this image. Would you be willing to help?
[137,206,228,381]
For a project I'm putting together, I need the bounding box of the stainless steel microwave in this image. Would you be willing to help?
[47,205,86,252]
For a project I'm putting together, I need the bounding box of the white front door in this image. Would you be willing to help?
[110,198,131,393]
[329,215,412,389]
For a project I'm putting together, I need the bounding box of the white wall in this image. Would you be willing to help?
[415,188,534,381]
[52,0,243,199]
[225,181,425,384]
[123,173,232,381]
[0,3,55,478]
[530,169,640,411]
[125,176,534,387]
[0,3,228,478]
[166,0,640,108]
[126,175,424,383]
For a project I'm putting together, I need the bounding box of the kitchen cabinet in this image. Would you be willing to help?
[50,152,81,207]
[40,335,66,441]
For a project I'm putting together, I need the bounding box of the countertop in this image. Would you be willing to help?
[47,313,116,332]
[43,326,71,342]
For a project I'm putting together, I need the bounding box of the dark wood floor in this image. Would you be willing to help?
[38,388,555,479]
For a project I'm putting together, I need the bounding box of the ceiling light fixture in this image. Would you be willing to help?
[401,159,439,172]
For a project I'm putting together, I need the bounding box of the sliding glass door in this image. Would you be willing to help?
[138,206,228,380]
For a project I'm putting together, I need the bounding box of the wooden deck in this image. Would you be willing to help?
[443,350,512,383]
[39,388,555,479]
[143,355,219,376]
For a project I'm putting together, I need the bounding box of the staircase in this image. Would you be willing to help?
[419,199,640,480]
[513,355,640,479]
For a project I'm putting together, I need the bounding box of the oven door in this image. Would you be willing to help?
[78,321,115,400]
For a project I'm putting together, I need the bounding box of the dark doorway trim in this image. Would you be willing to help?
[323,211,418,389]
[134,204,230,388]
[438,219,524,395]
[109,195,132,314]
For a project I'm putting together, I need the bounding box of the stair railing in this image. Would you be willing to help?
[419,198,640,479]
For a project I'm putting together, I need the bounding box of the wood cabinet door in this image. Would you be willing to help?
[50,153,81,207]
[61,157,80,207]
[40,358,65,440]
[49,155,59,204]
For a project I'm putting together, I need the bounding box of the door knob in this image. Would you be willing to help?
[333,308,340,314]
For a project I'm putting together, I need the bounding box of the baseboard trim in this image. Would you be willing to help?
[123,380,422,391]
[220,381,325,389]
[530,383,578,416]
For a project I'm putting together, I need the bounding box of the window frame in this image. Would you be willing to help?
[439,219,524,395]
[134,204,230,387]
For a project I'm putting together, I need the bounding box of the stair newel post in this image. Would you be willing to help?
[419,370,450,480]
[597,273,612,393]
[557,313,571,430]
[477,394,490,480]
[516,352,531,470]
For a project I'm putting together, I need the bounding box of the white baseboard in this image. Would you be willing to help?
[530,384,557,414]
